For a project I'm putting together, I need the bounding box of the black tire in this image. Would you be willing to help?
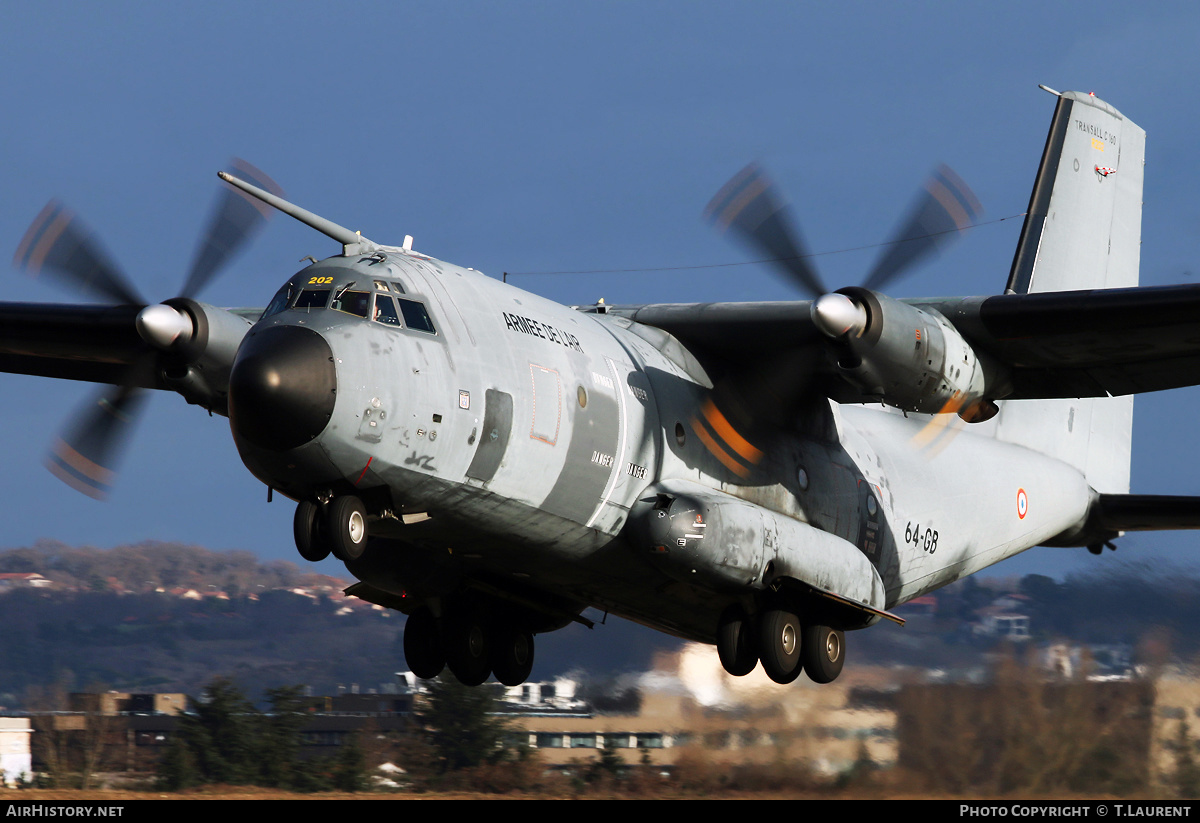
[293,500,330,562]
[326,495,368,561]
[490,628,535,687]
[802,624,846,684]
[758,608,803,684]
[403,607,445,680]
[445,613,491,686]
[716,606,758,677]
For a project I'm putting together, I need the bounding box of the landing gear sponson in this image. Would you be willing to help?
[717,601,846,685]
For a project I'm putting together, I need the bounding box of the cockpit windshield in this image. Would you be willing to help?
[331,290,371,318]
[294,289,331,309]
[262,283,294,318]
[374,295,401,326]
[265,272,436,335]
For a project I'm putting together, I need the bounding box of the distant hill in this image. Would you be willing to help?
[0,540,681,707]
[4,541,1193,708]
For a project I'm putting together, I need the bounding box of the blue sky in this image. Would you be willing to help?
[1,2,1199,583]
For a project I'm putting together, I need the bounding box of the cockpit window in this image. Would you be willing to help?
[331,290,371,318]
[399,299,436,334]
[294,289,330,309]
[390,281,406,294]
[263,283,294,318]
[373,280,390,292]
[374,295,401,326]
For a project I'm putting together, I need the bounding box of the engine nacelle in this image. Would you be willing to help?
[812,287,1010,420]
[627,480,886,616]
[144,298,254,414]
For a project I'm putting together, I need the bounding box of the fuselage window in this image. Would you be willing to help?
[374,295,401,326]
[263,283,294,318]
[332,290,371,318]
[398,298,436,334]
[294,289,331,310]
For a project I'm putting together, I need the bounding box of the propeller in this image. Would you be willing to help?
[14,200,143,305]
[697,161,983,477]
[861,164,982,292]
[704,163,827,298]
[13,159,281,499]
[706,161,981,298]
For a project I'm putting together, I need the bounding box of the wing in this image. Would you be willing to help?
[611,282,1200,405]
[0,302,266,389]
[0,303,161,388]
[932,283,1200,399]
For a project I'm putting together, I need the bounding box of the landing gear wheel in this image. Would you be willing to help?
[758,608,803,684]
[327,495,368,561]
[445,613,491,686]
[802,624,845,684]
[403,607,445,680]
[293,500,330,562]
[491,627,535,687]
[717,606,758,677]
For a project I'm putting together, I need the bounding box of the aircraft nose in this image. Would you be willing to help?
[229,325,337,451]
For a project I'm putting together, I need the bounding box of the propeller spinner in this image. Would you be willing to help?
[13,159,283,499]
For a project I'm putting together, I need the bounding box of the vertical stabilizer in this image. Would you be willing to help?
[996,89,1145,494]
[1007,89,1145,294]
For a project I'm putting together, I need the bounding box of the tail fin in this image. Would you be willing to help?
[1007,87,1146,294]
[994,88,1146,493]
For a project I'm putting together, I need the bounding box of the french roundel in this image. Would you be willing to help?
[1016,488,1028,520]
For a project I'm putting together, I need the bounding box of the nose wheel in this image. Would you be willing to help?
[293,500,330,562]
[327,495,368,560]
[292,496,369,563]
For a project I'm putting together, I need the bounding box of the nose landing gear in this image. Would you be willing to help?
[327,496,368,560]
[292,495,369,562]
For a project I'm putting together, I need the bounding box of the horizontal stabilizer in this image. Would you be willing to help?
[1096,495,1200,532]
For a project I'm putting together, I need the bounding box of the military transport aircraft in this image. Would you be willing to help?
[5,87,1200,687]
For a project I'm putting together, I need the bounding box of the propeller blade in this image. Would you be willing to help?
[13,201,143,305]
[705,163,827,298]
[45,383,148,500]
[180,158,283,299]
[861,164,982,293]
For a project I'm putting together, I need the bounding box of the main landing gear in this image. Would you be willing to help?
[716,605,846,685]
[403,604,536,687]
[293,495,369,562]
